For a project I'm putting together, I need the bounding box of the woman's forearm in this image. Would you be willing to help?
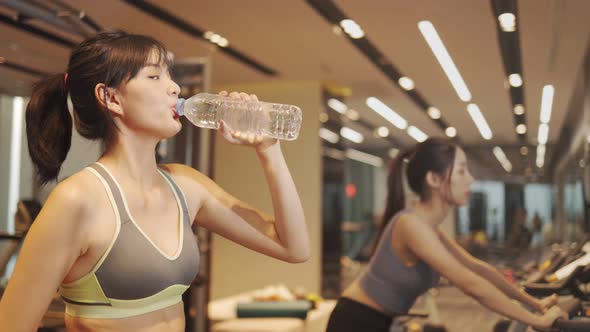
[471,261,541,310]
[256,142,310,262]
[466,277,542,327]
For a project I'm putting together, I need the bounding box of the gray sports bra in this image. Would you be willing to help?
[359,210,440,314]
[59,163,200,319]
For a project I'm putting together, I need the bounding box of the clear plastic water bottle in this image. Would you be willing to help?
[175,93,302,141]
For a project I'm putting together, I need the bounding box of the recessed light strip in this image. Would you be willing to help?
[418,21,472,102]
[319,128,340,144]
[539,85,555,124]
[366,97,408,130]
[340,127,364,143]
[407,126,428,143]
[345,149,383,167]
[536,144,546,168]
[467,104,493,140]
[493,146,512,172]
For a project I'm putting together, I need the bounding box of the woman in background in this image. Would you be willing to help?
[326,138,563,332]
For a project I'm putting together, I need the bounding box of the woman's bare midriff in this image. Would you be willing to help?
[340,217,418,318]
[341,281,395,317]
[64,302,185,332]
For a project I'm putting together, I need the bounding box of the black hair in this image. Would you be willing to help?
[26,31,171,184]
[376,137,459,242]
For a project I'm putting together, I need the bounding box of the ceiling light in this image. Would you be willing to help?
[203,31,229,47]
[345,149,383,167]
[445,126,457,138]
[536,144,546,168]
[513,104,525,115]
[508,73,523,87]
[319,112,329,123]
[345,109,360,121]
[398,77,415,91]
[332,25,343,35]
[520,146,528,156]
[323,147,345,160]
[339,19,365,39]
[540,85,555,124]
[217,38,229,47]
[340,126,364,143]
[376,126,389,138]
[427,107,441,119]
[418,21,472,102]
[328,98,347,114]
[210,34,221,43]
[537,144,546,157]
[366,97,408,129]
[466,104,493,140]
[493,146,512,172]
[537,123,549,145]
[516,124,527,134]
[407,126,428,142]
[319,128,340,144]
[498,13,516,32]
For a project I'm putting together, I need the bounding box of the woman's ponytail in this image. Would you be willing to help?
[375,149,414,246]
[26,73,72,185]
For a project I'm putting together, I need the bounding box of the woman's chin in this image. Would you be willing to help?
[158,124,182,140]
[169,121,183,135]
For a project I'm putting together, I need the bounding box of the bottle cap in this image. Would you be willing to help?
[176,98,185,117]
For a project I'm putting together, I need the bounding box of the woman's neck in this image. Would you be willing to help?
[413,196,451,227]
[99,134,160,188]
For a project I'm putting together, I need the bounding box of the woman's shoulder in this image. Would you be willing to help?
[50,167,102,208]
[35,167,102,232]
[395,211,432,236]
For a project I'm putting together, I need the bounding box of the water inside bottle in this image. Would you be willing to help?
[183,94,302,140]
[195,99,272,136]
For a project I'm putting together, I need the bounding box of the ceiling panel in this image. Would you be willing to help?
[0,0,588,177]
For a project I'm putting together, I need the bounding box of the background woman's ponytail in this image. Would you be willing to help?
[375,149,414,245]
[26,73,72,184]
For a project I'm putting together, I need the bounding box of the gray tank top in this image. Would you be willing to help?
[359,210,440,314]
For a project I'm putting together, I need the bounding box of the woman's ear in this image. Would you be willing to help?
[95,83,123,116]
[425,171,442,190]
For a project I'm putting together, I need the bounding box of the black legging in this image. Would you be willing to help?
[326,297,393,332]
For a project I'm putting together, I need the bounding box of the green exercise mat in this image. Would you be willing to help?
[236,300,312,319]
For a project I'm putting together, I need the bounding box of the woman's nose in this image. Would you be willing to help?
[169,80,181,96]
